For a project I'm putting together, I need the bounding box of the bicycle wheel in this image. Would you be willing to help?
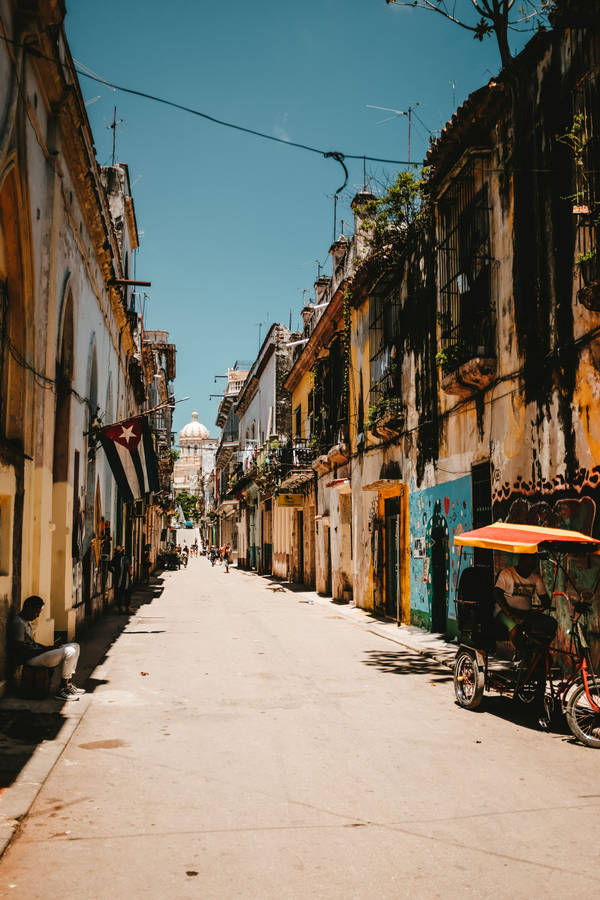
[566,680,600,748]
[454,650,484,710]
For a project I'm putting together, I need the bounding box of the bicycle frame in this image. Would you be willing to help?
[549,593,600,714]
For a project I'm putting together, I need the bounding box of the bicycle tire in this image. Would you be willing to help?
[566,681,600,748]
[454,650,484,710]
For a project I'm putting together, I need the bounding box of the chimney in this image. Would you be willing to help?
[329,235,349,271]
[301,302,315,331]
[351,190,376,254]
[314,275,331,306]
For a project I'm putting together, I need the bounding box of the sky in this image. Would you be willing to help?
[65,0,533,439]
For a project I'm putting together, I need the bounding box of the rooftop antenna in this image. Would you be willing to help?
[107,106,124,165]
[254,321,264,349]
[315,259,322,279]
[326,194,338,242]
[449,80,456,111]
[366,102,421,168]
[363,156,367,190]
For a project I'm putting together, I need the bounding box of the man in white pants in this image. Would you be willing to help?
[9,596,85,701]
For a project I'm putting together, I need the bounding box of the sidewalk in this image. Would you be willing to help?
[0,577,164,858]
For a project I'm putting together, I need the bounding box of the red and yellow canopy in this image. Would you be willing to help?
[454,521,600,554]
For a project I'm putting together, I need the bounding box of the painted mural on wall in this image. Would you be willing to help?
[409,475,473,635]
[493,473,600,665]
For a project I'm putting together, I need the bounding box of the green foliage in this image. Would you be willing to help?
[175,490,198,521]
[358,170,423,233]
[343,290,352,417]
[576,248,597,266]
[435,342,468,375]
[366,396,404,431]
[170,448,179,462]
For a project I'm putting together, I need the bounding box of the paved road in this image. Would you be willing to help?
[1,560,600,898]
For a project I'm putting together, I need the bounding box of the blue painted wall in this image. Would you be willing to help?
[409,475,473,634]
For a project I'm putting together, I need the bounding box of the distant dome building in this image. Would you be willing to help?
[173,411,217,499]
[179,411,210,441]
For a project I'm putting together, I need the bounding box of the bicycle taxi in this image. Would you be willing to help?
[452,521,600,748]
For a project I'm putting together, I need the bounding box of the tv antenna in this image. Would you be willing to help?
[107,106,124,165]
[325,193,339,243]
[366,102,420,167]
[254,321,264,349]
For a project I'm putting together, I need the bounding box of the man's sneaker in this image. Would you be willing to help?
[67,683,86,695]
[55,686,79,701]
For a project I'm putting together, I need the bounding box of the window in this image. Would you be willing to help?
[369,288,401,405]
[0,495,11,575]
[294,405,302,439]
[572,77,600,301]
[438,156,494,366]
[307,389,314,437]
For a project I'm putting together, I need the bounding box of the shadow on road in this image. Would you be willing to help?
[0,575,166,792]
[362,649,453,681]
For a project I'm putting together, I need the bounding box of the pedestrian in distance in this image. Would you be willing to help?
[110,546,133,614]
[9,596,85,701]
[209,546,216,567]
[223,544,231,573]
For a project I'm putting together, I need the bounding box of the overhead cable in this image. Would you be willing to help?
[0,33,414,190]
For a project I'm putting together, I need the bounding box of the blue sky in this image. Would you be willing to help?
[66,0,531,438]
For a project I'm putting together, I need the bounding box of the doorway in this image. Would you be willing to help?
[297,509,304,583]
[430,520,448,633]
[384,496,401,620]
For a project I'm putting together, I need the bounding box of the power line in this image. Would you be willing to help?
[0,34,414,176]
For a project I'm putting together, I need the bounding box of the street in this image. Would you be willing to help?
[1,559,600,899]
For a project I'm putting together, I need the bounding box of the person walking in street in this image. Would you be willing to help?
[9,596,85,701]
[209,546,216,567]
[181,544,189,568]
[223,544,231,573]
[111,546,133,614]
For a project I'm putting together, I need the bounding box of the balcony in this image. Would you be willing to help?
[366,396,404,440]
[437,313,496,398]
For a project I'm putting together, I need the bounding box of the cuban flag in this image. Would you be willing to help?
[98,416,159,502]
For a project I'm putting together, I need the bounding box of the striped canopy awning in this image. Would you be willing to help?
[454,521,600,554]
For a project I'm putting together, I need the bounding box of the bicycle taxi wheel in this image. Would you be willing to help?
[454,650,485,709]
[566,680,600,748]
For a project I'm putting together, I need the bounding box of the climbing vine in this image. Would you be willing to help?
[343,289,352,420]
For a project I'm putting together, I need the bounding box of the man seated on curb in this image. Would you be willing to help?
[9,596,85,701]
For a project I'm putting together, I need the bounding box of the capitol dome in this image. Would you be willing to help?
[180,411,210,440]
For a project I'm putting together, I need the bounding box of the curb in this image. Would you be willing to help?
[0,700,89,859]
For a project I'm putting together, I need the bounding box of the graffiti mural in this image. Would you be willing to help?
[492,477,600,666]
[409,475,472,636]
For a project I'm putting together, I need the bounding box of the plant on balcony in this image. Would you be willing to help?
[255,455,283,493]
[435,342,468,376]
[366,397,404,437]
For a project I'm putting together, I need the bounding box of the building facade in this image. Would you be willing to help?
[0,0,174,686]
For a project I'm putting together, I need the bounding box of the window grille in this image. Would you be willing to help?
[369,287,401,405]
[438,157,494,363]
[573,76,600,294]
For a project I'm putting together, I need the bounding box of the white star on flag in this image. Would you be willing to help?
[119,424,136,444]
